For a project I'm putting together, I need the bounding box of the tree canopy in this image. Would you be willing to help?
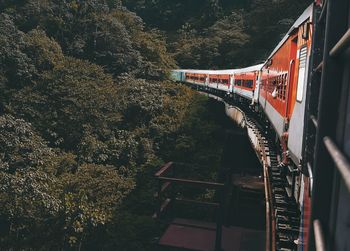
[0,0,311,249]
[124,0,310,68]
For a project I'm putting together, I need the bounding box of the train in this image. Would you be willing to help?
[170,1,350,250]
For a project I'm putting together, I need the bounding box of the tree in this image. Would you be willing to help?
[60,163,134,250]
[0,13,35,90]
[0,114,136,249]
[0,115,61,248]
[9,57,121,150]
[208,11,250,68]
[10,0,175,79]
[23,29,64,73]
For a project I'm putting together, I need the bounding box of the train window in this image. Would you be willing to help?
[267,80,270,91]
[279,78,282,99]
[267,79,272,93]
[235,79,242,86]
[268,78,274,93]
[243,80,254,88]
[296,46,308,102]
[277,75,283,100]
[273,77,277,93]
[276,76,280,98]
[282,74,287,100]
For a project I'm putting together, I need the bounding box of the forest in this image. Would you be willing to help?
[0,0,309,250]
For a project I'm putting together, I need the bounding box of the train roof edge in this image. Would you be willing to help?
[172,63,264,75]
[266,4,313,61]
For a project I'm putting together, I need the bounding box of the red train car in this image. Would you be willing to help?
[208,74,231,92]
[258,5,313,251]
[185,72,207,86]
[259,5,313,162]
[233,65,263,102]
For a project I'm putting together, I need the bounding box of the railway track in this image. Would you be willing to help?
[188,88,303,250]
[226,98,301,251]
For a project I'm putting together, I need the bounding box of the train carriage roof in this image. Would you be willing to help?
[172,69,237,75]
[173,64,263,76]
[232,64,264,74]
[172,5,312,76]
[266,4,313,61]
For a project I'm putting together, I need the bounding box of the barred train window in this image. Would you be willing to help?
[296,46,308,102]
[243,80,253,88]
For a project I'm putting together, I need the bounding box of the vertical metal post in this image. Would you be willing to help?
[170,165,176,217]
[215,187,225,251]
[157,179,162,218]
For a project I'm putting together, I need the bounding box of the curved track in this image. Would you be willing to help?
[199,91,301,251]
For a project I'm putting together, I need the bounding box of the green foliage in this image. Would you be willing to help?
[0,115,136,249]
[7,0,176,79]
[61,163,134,249]
[0,0,310,249]
[125,0,310,69]
[174,11,250,69]
[95,212,160,251]
[23,29,64,73]
[0,115,60,248]
[0,13,35,89]
[0,17,64,113]
[0,18,225,247]
[64,164,135,209]
[208,12,250,67]
[9,57,119,149]
[0,115,53,172]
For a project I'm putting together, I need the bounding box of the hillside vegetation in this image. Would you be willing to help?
[0,0,310,250]
[124,0,310,68]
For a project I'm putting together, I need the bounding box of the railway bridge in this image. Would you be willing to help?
[153,93,294,251]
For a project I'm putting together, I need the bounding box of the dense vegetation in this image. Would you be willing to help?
[124,0,310,68]
[0,0,310,250]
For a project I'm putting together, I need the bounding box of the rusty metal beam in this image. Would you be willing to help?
[158,176,224,189]
[155,162,173,177]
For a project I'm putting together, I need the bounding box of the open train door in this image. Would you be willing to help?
[253,70,261,104]
[229,74,234,94]
[286,36,298,120]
